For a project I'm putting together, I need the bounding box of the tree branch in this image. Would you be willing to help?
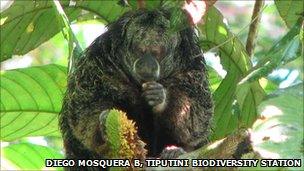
[180,129,251,160]
[246,0,265,57]
[149,130,253,170]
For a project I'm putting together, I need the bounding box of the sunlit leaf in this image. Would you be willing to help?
[275,0,303,28]
[0,1,79,62]
[1,142,63,170]
[52,0,82,72]
[0,64,67,141]
[0,0,130,61]
[199,7,265,140]
[207,66,222,93]
[251,83,304,168]
[258,78,279,94]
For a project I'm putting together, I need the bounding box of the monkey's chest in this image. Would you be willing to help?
[120,100,171,156]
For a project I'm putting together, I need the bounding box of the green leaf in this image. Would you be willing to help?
[168,8,190,33]
[275,0,304,28]
[0,0,130,62]
[161,1,189,33]
[79,0,130,23]
[251,83,304,168]
[1,142,63,170]
[0,1,79,62]
[239,21,302,85]
[51,0,83,72]
[207,66,222,93]
[199,7,265,140]
[145,0,163,10]
[0,64,67,141]
[126,0,163,10]
[236,81,265,128]
[259,78,279,94]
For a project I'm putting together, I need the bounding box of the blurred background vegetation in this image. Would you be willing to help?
[0,0,303,170]
[2,1,301,89]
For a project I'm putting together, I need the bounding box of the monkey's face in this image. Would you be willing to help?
[122,12,181,83]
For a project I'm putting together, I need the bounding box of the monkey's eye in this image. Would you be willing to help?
[132,44,166,60]
[151,46,166,60]
[132,44,145,56]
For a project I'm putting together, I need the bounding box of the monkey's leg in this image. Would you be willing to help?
[158,70,213,156]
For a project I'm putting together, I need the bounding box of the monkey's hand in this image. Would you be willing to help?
[142,82,167,113]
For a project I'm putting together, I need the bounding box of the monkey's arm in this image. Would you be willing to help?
[63,98,112,154]
[160,69,214,151]
[61,60,131,155]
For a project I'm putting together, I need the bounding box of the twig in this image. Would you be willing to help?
[246,0,265,57]
[137,0,145,9]
[301,21,304,80]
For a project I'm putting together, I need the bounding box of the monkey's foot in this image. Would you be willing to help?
[99,110,110,141]
[159,146,186,159]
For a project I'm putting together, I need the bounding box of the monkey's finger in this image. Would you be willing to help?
[142,86,163,92]
[142,89,164,97]
[148,100,156,106]
[143,81,160,87]
[143,87,164,93]
[142,82,163,90]
[147,99,163,106]
[144,95,164,104]
[144,94,163,101]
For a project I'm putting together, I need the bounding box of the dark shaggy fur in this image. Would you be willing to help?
[59,9,213,169]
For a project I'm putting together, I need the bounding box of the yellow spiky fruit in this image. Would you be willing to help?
[105,109,147,160]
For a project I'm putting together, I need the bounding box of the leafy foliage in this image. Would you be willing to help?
[275,0,304,28]
[1,142,63,170]
[208,66,222,92]
[239,20,302,85]
[0,0,129,61]
[0,0,303,170]
[0,1,78,61]
[251,83,304,167]
[51,0,83,71]
[199,7,265,139]
[126,0,163,10]
[0,65,67,141]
